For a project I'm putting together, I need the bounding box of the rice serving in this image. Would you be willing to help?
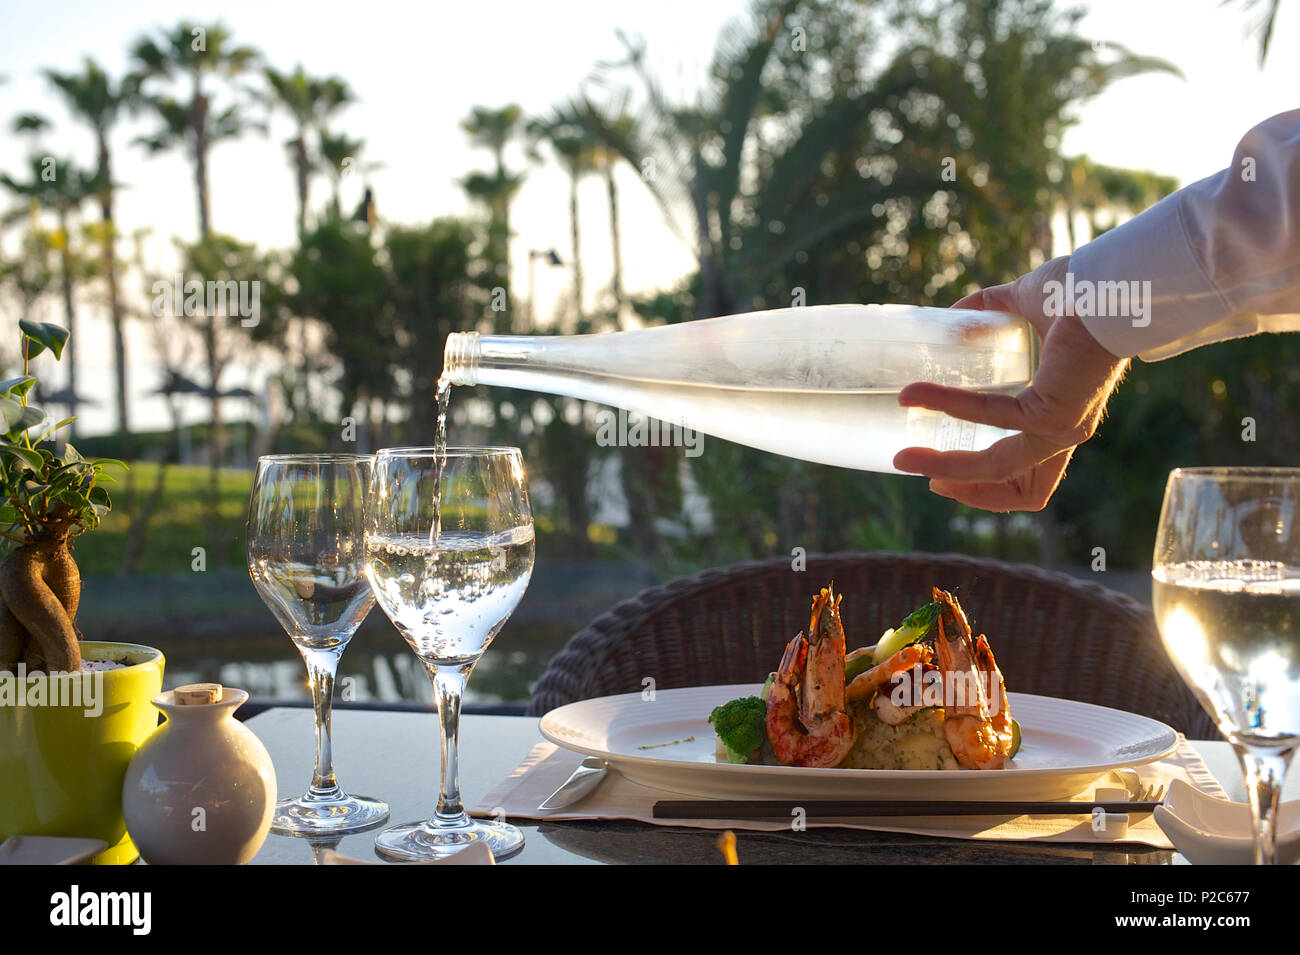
[839,702,961,770]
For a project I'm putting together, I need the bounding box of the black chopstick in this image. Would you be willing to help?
[651,799,1162,819]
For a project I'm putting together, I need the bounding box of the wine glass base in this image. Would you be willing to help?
[374,818,525,862]
[272,792,390,836]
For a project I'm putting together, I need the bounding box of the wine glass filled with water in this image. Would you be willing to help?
[1152,467,1300,864]
[246,454,389,835]
[366,446,534,861]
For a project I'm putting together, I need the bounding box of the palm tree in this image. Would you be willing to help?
[1,154,100,432]
[870,3,1181,284]
[260,66,352,418]
[302,129,379,416]
[262,65,352,234]
[460,168,525,329]
[0,222,56,316]
[317,130,368,218]
[462,105,524,171]
[0,120,57,316]
[521,111,606,558]
[130,20,260,470]
[1059,155,1179,250]
[130,20,260,241]
[461,105,526,306]
[584,1,805,318]
[527,110,601,329]
[564,94,636,324]
[44,57,136,436]
[590,0,1181,314]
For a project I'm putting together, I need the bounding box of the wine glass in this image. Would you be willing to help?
[246,454,390,835]
[1152,467,1300,864]
[366,447,534,862]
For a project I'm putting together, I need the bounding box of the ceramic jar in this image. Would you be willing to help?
[122,686,276,865]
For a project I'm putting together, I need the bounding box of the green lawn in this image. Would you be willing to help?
[72,461,255,576]
[68,456,635,578]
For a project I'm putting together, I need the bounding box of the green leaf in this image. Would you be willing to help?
[0,395,25,431]
[56,489,91,511]
[0,505,20,524]
[88,486,110,506]
[62,442,84,464]
[92,457,128,471]
[34,416,75,444]
[45,470,77,495]
[19,320,70,361]
[0,376,36,399]
[0,445,44,471]
[4,405,45,440]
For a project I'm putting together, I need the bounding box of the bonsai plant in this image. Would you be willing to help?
[0,320,119,673]
[0,319,164,864]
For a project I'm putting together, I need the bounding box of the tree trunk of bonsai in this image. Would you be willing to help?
[0,518,82,673]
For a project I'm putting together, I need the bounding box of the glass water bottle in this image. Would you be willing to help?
[441,304,1037,474]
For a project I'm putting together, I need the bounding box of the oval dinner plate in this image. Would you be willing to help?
[539,685,1180,802]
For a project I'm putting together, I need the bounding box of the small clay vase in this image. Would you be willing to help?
[122,684,276,865]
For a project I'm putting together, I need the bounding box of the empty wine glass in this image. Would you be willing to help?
[246,453,389,835]
[366,447,534,861]
[1152,467,1300,864]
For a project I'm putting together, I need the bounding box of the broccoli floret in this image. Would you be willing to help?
[709,696,767,763]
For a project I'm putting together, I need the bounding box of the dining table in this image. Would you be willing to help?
[243,706,1299,865]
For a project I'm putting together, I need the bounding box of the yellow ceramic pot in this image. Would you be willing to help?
[0,642,164,864]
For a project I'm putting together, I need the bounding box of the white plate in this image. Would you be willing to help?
[539,684,1180,801]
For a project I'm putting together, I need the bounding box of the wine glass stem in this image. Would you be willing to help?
[429,664,471,826]
[1236,743,1295,865]
[300,645,343,796]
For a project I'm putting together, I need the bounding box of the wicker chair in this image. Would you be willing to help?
[528,551,1217,739]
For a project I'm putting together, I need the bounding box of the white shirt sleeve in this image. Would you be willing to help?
[1068,108,1300,361]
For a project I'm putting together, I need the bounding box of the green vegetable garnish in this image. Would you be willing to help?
[709,696,767,764]
[844,647,875,684]
[1009,718,1022,758]
[872,601,941,664]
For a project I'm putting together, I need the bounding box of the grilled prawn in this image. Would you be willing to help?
[765,585,857,768]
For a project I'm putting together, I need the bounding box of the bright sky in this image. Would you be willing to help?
[1,0,1296,435]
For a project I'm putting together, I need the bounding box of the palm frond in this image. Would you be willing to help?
[1221,0,1282,65]
[11,113,51,136]
[710,0,801,234]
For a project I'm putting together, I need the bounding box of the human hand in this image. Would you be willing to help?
[892,255,1129,511]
